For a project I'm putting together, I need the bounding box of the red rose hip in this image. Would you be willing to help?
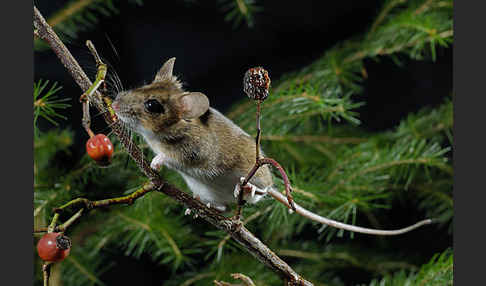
[86,134,114,165]
[37,233,71,262]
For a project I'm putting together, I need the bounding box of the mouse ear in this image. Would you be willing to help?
[178,92,209,119]
[154,57,176,83]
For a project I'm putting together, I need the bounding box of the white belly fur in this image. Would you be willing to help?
[178,169,265,211]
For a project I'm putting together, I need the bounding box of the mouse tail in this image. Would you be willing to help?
[266,188,433,236]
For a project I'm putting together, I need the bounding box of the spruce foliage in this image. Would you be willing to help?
[34,1,453,285]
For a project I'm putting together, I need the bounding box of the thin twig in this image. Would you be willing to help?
[34,6,312,285]
[235,100,264,218]
[231,273,256,286]
[255,101,262,161]
[47,213,60,233]
[39,182,153,268]
[43,263,52,286]
[81,98,94,137]
[54,182,155,213]
[58,209,84,232]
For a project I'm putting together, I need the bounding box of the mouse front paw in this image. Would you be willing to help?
[150,153,165,170]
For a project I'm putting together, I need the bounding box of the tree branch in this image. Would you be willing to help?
[33,6,312,286]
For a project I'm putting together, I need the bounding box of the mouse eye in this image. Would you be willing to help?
[144,99,165,114]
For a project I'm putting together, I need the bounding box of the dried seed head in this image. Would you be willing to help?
[55,234,72,250]
[243,67,271,101]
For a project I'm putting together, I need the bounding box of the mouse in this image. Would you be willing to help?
[111,57,432,235]
[112,58,271,212]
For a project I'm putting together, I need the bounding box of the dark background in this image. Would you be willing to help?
[34,0,452,148]
[33,1,453,284]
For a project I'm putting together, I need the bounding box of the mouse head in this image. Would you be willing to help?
[112,58,209,136]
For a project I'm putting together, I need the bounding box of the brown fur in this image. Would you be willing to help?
[113,58,272,208]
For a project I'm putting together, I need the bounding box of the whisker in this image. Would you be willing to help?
[111,70,124,92]
[105,69,124,97]
[105,33,120,61]
[100,120,121,134]
[91,110,110,120]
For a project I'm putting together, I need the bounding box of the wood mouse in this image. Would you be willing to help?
[112,58,271,212]
[112,58,432,235]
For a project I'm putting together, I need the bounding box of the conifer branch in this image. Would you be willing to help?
[47,0,97,28]
[65,256,106,286]
[34,6,313,285]
[344,29,453,63]
[231,0,452,137]
[328,158,452,195]
[262,135,366,144]
[368,0,407,36]
[277,249,418,275]
[115,211,183,260]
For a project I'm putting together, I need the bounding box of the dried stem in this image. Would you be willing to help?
[34,6,312,285]
[255,101,262,161]
[81,99,94,138]
[79,39,111,138]
[43,263,52,286]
